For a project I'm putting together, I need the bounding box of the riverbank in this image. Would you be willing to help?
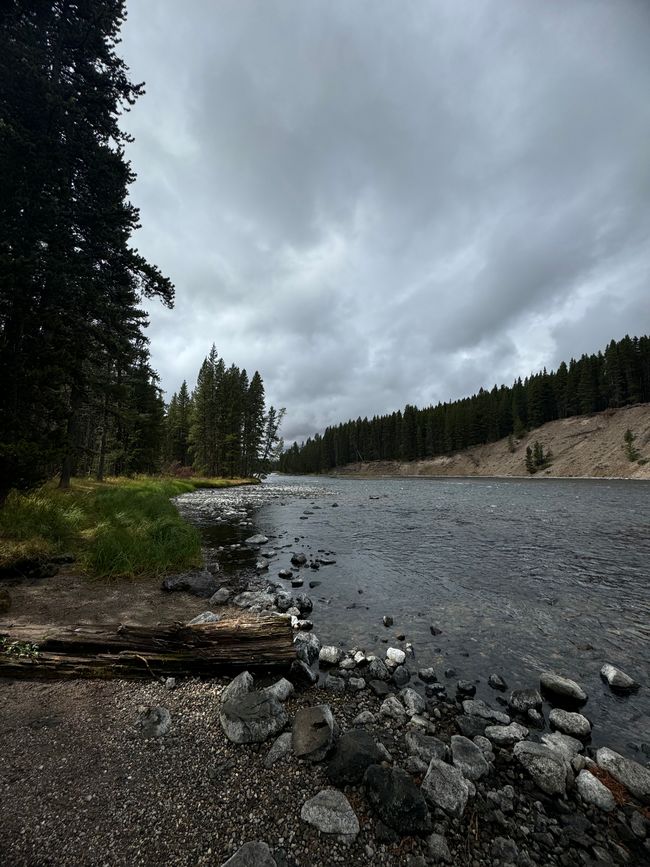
[329,404,650,481]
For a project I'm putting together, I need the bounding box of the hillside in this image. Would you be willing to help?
[330,404,650,480]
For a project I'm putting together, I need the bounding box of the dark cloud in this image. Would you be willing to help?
[121,0,650,444]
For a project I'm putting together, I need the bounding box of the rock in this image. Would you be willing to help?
[392,665,411,688]
[320,674,346,694]
[508,688,543,714]
[406,730,448,764]
[264,732,293,768]
[187,610,220,625]
[383,615,394,627]
[274,591,293,612]
[488,673,507,691]
[289,659,318,686]
[294,593,313,614]
[380,695,406,720]
[291,578,303,588]
[163,677,176,690]
[473,735,494,757]
[327,729,386,785]
[400,687,425,715]
[292,705,335,762]
[387,647,406,665]
[596,747,650,804]
[293,618,313,631]
[455,715,488,739]
[600,663,640,694]
[294,632,321,665]
[138,706,171,738]
[220,841,277,867]
[513,741,568,795]
[462,699,510,725]
[540,672,588,705]
[300,789,359,843]
[209,587,232,605]
[263,678,294,702]
[353,650,367,665]
[161,570,219,598]
[0,589,12,613]
[339,656,356,671]
[491,836,519,864]
[232,590,275,610]
[221,671,254,703]
[319,645,342,666]
[484,722,529,747]
[486,785,515,814]
[367,657,391,681]
[369,679,391,698]
[576,769,616,811]
[541,731,583,762]
[421,758,470,817]
[630,811,647,839]
[418,667,437,683]
[527,708,544,727]
[278,569,293,579]
[255,557,269,571]
[456,680,476,697]
[244,534,269,546]
[427,833,452,863]
[549,708,591,738]
[408,714,436,734]
[364,765,432,835]
[290,553,307,566]
[348,677,366,692]
[219,691,288,744]
[451,735,490,780]
[353,710,376,726]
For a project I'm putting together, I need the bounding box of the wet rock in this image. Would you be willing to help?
[278,569,292,579]
[484,722,529,747]
[289,659,318,686]
[488,673,508,691]
[456,680,476,697]
[426,832,452,863]
[367,657,391,681]
[541,731,583,762]
[576,769,616,811]
[161,570,219,598]
[451,735,490,781]
[138,706,171,738]
[418,667,437,683]
[327,729,386,785]
[600,663,640,694]
[527,708,544,727]
[292,704,336,762]
[383,615,394,627]
[300,789,359,843]
[364,765,432,835]
[508,688,543,714]
[444,667,456,678]
[293,632,321,665]
[405,730,448,764]
[232,590,275,610]
[540,672,588,705]
[401,687,425,715]
[290,553,307,566]
[219,691,287,744]
[255,557,269,571]
[462,699,510,725]
[387,647,406,665]
[187,610,220,625]
[244,534,269,546]
[294,593,313,614]
[317,556,336,565]
[513,741,567,795]
[264,732,293,768]
[421,758,470,817]
[292,618,313,631]
[274,591,293,612]
[455,715,488,739]
[209,587,232,605]
[596,747,650,804]
[290,578,303,588]
[319,645,343,666]
[221,841,277,867]
[392,665,411,688]
[549,708,591,738]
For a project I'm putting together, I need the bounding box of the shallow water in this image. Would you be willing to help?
[176,474,650,758]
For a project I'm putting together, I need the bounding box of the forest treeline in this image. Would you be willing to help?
[279,335,650,474]
[0,3,279,498]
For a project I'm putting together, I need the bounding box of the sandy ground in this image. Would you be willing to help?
[334,404,650,480]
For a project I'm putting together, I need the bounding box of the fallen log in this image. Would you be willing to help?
[0,615,295,680]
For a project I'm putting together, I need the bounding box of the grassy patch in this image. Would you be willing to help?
[0,475,255,579]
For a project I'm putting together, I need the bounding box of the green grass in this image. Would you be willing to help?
[0,475,256,579]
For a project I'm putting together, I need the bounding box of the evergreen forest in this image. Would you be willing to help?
[279,335,650,474]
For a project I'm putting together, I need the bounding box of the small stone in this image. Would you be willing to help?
[301,789,359,843]
[392,665,411,688]
[187,610,220,625]
[418,667,437,683]
[400,687,425,715]
[367,657,391,681]
[353,710,376,726]
[387,647,406,665]
[209,587,232,605]
[138,706,171,738]
[219,691,288,744]
[319,645,343,666]
[488,673,507,691]
[380,695,406,720]
[290,552,307,566]
[405,730,448,764]
[491,836,519,864]
[244,534,268,546]
[383,615,394,627]
[426,832,452,863]
[456,680,476,696]
[485,722,529,747]
[549,708,591,738]
[462,699,510,725]
[294,632,321,665]
[575,770,616,811]
[600,663,640,694]
[508,688,543,714]
[163,677,176,690]
[289,659,318,686]
[327,729,386,785]
[541,731,583,762]
[540,672,588,705]
[348,677,366,692]
[513,741,567,795]
[369,679,391,698]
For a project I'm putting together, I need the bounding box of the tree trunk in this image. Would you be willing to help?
[59,385,83,489]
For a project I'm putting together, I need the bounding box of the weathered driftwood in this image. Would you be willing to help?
[0,616,295,680]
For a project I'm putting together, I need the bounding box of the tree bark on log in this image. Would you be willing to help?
[0,616,295,680]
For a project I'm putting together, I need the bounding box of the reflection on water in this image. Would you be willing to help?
[176,474,650,757]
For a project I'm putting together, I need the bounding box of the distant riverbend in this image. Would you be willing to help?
[176,473,650,758]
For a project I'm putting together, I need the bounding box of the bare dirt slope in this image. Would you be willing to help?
[333,403,650,480]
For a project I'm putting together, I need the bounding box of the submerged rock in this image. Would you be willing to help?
[540,672,587,705]
[462,699,510,725]
[508,688,543,714]
[244,534,268,546]
[600,663,640,694]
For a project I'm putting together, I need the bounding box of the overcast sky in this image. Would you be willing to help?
[120,0,650,444]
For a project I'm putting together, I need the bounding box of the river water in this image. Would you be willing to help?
[176,474,650,758]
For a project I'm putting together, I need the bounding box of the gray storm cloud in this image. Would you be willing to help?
[120,0,650,444]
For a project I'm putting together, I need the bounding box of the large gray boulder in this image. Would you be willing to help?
[421,758,470,817]
[600,664,640,694]
[363,765,432,835]
[540,672,587,705]
[221,671,254,704]
[596,747,650,804]
[220,841,276,867]
[300,789,359,843]
[576,770,616,811]
[513,741,567,796]
[293,704,335,762]
[451,735,490,781]
[161,570,219,598]
[219,691,288,744]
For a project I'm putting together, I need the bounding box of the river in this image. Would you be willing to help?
[176,473,650,759]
